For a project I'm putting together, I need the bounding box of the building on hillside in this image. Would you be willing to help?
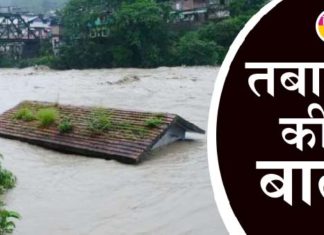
[172,0,230,11]
[88,13,111,39]
[171,0,230,23]
[25,16,51,39]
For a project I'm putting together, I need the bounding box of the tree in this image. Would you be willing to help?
[110,0,171,67]
[53,0,270,69]
[199,14,251,49]
[173,31,219,66]
[58,0,172,68]
[229,0,268,16]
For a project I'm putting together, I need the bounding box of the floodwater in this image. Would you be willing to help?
[0,66,227,235]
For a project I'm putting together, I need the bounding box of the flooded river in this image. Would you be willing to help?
[0,66,227,235]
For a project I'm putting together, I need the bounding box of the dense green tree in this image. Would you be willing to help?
[199,14,251,49]
[61,0,107,39]
[1,0,271,68]
[110,0,171,67]
[230,0,268,16]
[173,31,219,66]
[56,0,269,69]
[58,0,172,68]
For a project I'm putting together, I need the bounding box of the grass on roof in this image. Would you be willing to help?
[14,107,36,122]
[36,108,59,127]
[145,116,163,128]
[12,103,165,140]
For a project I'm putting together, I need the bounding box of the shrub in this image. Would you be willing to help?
[36,108,58,127]
[58,116,73,133]
[17,56,56,69]
[111,46,133,68]
[0,156,16,194]
[14,108,35,122]
[88,109,112,133]
[0,168,16,194]
[0,57,15,68]
[0,154,19,235]
[198,15,251,49]
[0,207,20,235]
[173,32,219,66]
[117,121,147,139]
[145,117,163,128]
[109,0,170,68]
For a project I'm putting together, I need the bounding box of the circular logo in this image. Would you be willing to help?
[316,11,324,41]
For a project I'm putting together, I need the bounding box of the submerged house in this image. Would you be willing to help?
[0,101,205,164]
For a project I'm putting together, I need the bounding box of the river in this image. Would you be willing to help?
[0,66,227,235]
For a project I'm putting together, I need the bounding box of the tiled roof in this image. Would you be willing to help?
[0,101,204,164]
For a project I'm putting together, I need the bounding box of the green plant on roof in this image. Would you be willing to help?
[14,108,35,122]
[88,109,112,134]
[131,126,147,138]
[58,116,73,134]
[116,121,148,139]
[145,116,163,128]
[36,108,58,127]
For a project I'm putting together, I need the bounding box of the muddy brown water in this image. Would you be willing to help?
[0,66,227,235]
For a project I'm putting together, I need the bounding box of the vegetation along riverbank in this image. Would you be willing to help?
[0,154,19,235]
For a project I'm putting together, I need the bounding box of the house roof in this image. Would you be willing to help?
[30,21,50,29]
[0,101,205,164]
[22,15,39,23]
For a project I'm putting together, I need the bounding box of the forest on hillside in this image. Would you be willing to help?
[0,0,268,69]
[55,0,268,69]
